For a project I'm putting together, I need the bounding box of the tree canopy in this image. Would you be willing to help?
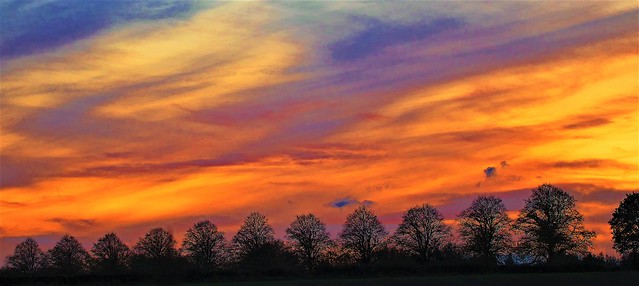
[232,212,276,256]
[609,192,639,258]
[91,232,130,273]
[182,220,226,270]
[394,204,451,263]
[4,187,632,281]
[340,206,388,265]
[49,234,90,275]
[133,227,178,260]
[5,237,47,274]
[458,195,512,263]
[515,184,595,263]
[286,213,332,270]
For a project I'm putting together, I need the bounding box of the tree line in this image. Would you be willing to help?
[2,184,638,283]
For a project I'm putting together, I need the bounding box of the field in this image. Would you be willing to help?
[185,272,639,286]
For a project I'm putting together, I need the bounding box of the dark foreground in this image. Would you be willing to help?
[4,271,638,285]
[184,272,638,286]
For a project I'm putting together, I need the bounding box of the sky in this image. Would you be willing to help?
[0,0,638,260]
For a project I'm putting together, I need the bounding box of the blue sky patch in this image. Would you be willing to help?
[330,17,464,62]
[0,0,196,59]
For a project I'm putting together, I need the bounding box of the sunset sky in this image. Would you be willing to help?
[1,1,638,259]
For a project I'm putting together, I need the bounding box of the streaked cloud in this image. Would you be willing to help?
[0,0,203,59]
[329,17,464,62]
[563,117,612,130]
[1,1,637,259]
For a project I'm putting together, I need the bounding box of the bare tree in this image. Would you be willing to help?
[91,232,130,272]
[182,220,226,270]
[5,237,48,274]
[49,234,90,274]
[286,213,331,270]
[133,227,178,260]
[394,204,451,263]
[514,184,595,263]
[232,212,275,255]
[609,192,639,265]
[339,206,388,265]
[458,195,512,264]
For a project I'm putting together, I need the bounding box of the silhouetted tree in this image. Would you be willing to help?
[182,220,226,271]
[514,184,595,264]
[91,232,130,273]
[232,212,275,256]
[394,204,451,263]
[286,213,331,270]
[131,227,181,275]
[5,238,48,274]
[340,206,388,265]
[321,243,356,269]
[237,239,298,276]
[133,227,178,260]
[49,234,90,275]
[609,192,639,268]
[458,195,512,264]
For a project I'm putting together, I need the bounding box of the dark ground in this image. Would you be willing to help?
[182,272,638,286]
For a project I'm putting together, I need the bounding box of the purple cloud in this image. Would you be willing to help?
[330,17,464,62]
[484,166,497,178]
[329,197,375,208]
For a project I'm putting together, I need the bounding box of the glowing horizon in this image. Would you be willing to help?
[1,1,637,259]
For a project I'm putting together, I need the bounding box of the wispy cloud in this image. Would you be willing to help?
[0,0,201,59]
[1,1,637,259]
[563,117,612,130]
[329,197,375,208]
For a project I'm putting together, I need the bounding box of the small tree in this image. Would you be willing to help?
[394,204,451,263]
[232,212,275,256]
[339,206,388,265]
[133,227,178,260]
[458,195,512,264]
[286,213,331,270]
[91,232,130,273]
[182,220,226,271]
[49,234,90,275]
[514,184,595,263]
[132,228,180,274]
[5,237,48,274]
[609,192,639,267]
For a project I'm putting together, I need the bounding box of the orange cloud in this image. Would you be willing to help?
[1,2,637,260]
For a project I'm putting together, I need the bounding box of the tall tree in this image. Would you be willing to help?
[514,184,595,263]
[458,195,512,264]
[5,237,48,274]
[133,227,178,260]
[91,232,130,273]
[394,204,451,263]
[286,213,332,270]
[182,220,226,270]
[49,234,90,275]
[609,192,639,265]
[339,206,388,265]
[232,212,275,255]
